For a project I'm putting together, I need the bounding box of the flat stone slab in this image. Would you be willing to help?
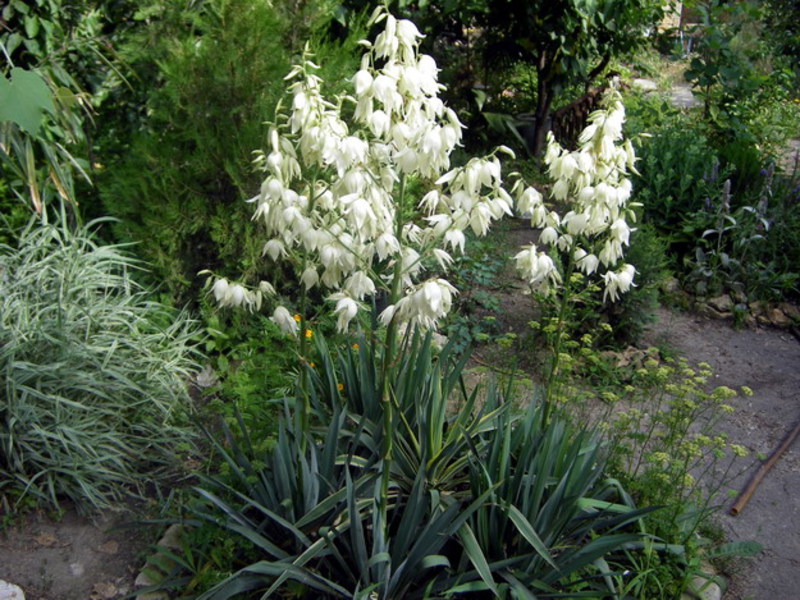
[0,580,25,600]
[669,84,702,109]
[632,78,658,92]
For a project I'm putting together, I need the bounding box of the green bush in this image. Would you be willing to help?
[629,112,729,239]
[0,216,200,512]
[603,356,753,550]
[199,304,295,441]
[684,170,800,301]
[94,0,363,303]
[97,0,293,301]
[627,91,800,302]
[610,223,670,344]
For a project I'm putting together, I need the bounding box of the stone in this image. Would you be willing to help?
[134,571,157,588]
[686,575,723,600]
[632,78,658,92]
[661,277,682,294]
[90,582,118,600]
[98,540,119,555]
[157,524,182,550]
[681,561,724,600]
[768,307,792,328]
[0,581,25,600]
[778,302,800,321]
[669,84,703,109]
[135,592,169,600]
[749,300,767,316]
[699,303,732,321]
[708,294,734,313]
[134,571,168,600]
[730,289,748,305]
[134,525,183,600]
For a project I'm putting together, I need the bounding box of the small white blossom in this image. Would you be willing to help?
[271,306,298,336]
[344,271,376,300]
[514,247,561,293]
[603,263,636,302]
[331,293,360,332]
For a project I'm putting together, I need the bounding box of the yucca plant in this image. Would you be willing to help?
[309,330,507,493]
[0,215,200,512]
[153,330,653,599]
[452,402,655,597]
[180,400,498,600]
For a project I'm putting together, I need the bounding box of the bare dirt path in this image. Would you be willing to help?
[644,307,800,600]
[0,506,149,600]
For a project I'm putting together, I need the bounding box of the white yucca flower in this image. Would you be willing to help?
[213,6,522,333]
[603,263,637,302]
[210,278,262,310]
[514,247,562,292]
[271,305,298,335]
[514,86,637,302]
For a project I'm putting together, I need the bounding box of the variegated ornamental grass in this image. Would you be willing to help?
[0,217,200,512]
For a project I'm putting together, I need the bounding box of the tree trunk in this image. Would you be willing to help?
[585,54,611,93]
[531,56,554,157]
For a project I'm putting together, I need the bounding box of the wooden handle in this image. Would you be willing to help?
[730,418,800,516]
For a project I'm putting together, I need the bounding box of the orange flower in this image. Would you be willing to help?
[293,314,302,323]
[352,343,359,350]
[305,329,313,339]
[337,383,344,392]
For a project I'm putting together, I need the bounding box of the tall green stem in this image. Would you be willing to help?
[297,275,310,446]
[543,251,575,424]
[296,171,320,444]
[378,174,407,518]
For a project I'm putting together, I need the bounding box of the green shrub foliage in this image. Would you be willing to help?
[97,0,295,301]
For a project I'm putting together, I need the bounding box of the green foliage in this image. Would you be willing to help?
[602,357,753,547]
[463,400,651,597]
[685,171,800,301]
[97,0,293,301]
[683,1,796,193]
[0,67,55,134]
[200,305,295,441]
[444,236,508,352]
[628,109,728,239]
[627,88,800,303]
[684,1,769,119]
[611,223,670,344]
[478,0,666,154]
[763,0,800,79]
[95,0,362,303]
[541,345,761,596]
[143,331,649,598]
[1,0,119,217]
[0,215,201,512]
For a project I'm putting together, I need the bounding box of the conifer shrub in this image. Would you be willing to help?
[98,0,300,302]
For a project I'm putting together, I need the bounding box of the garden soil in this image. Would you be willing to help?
[1,304,799,600]
[0,505,151,600]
